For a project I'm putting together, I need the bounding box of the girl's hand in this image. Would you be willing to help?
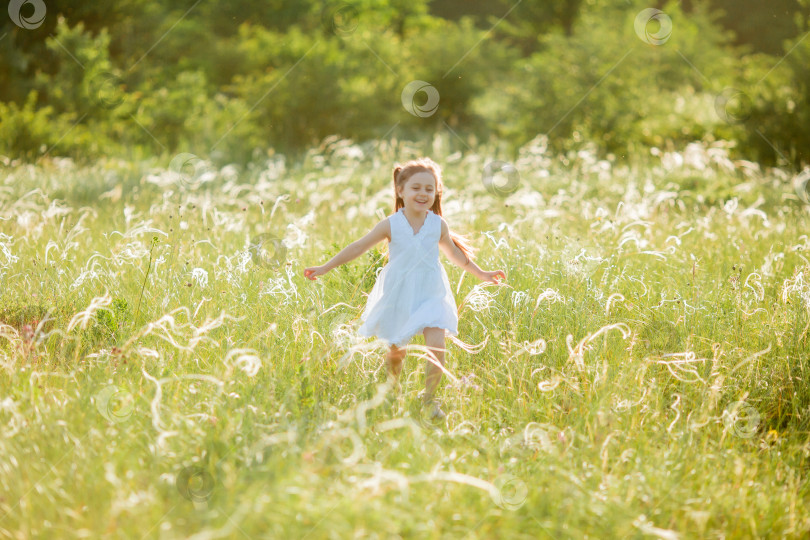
[480,269,506,284]
[304,265,328,280]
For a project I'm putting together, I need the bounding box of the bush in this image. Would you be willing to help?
[740,22,810,167]
[0,91,93,160]
[476,0,740,156]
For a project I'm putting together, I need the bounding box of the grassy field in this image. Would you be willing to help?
[1,136,809,539]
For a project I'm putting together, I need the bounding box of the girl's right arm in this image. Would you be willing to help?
[304,218,390,280]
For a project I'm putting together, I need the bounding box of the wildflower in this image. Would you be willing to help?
[21,324,34,341]
[451,374,481,391]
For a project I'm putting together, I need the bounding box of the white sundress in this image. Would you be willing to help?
[358,208,459,347]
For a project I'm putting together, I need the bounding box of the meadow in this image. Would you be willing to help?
[1,135,810,539]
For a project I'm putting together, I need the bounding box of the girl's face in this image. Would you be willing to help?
[398,171,437,212]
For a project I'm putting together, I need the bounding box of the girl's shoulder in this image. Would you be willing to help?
[387,208,404,224]
[383,211,401,238]
[365,215,393,243]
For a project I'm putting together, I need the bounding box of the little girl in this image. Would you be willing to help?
[304,157,506,419]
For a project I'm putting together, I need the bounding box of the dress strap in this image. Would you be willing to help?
[390,208,405,241]
[429,210,440,239]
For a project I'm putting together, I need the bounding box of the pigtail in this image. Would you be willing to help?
[393,165,404,212]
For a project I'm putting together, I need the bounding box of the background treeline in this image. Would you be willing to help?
[0,0,808,166]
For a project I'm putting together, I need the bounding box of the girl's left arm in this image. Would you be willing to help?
[438,218,506,284]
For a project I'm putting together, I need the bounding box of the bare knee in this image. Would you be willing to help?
[422,327,446,362]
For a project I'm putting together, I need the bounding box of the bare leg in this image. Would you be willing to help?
[422,327,446,405]
[386,344,405,388]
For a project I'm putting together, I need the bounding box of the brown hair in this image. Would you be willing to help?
[392,157,476,262]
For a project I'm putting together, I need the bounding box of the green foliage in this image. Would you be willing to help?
[429,0,584,53]
[0,0,809,167]
[327,243,387,292]
[688,0,810,54]
[0,299,51,330]
[477,0,741,155]
[0,92,56,160]
[92,297,131,344]
[396,17,518,136]
[741,28,810,166]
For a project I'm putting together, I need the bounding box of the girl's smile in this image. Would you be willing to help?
[398,171,436,211]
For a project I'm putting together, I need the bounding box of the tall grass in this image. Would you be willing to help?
[0,136,809,538]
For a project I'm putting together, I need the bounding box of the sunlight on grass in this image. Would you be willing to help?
[1,135,809,538]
